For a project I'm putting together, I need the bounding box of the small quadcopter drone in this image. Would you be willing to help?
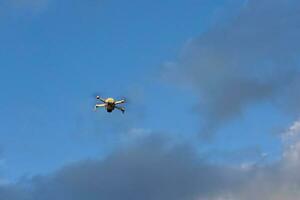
[94,96,126,113]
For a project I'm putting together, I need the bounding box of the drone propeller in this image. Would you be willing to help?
[92,92,103,99]
[91,93,107,104]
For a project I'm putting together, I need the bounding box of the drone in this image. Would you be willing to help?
[94,96,126,113]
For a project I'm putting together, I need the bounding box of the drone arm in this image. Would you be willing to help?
[98,98,106,103]
[115,106,125,113]
[96,103,106,107]
[96,96,106,103]
[94,103,106,111]
[115,100,125,105]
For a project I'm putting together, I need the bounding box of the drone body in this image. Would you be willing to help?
[94,96,126,113]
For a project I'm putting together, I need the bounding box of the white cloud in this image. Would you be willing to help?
[282,120,300,164]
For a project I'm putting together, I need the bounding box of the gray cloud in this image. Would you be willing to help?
[0,135,246,200]
[1,127,300,200]
[29,135,244,200]
[162,0,300,136]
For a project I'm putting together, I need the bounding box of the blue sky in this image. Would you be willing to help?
[0,0,235,180]
[1,0,300,199]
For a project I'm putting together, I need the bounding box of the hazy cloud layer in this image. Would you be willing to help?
[28,136,243,200]
[1,125,300,200]
[163,0,300,135]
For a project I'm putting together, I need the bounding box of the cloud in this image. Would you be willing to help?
[0,185,29,200]
[225,119,300,200]
[1,125,300,200]
[282,120,300,164]
[162,0,300,136]
[0,134,245,200]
